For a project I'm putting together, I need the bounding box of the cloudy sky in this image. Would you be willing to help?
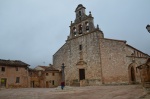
[0,0,150,68]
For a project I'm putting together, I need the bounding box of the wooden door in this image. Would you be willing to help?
[79,69,85,80]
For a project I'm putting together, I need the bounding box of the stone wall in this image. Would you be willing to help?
[125,46,148,84]
[53,44,68,69]
[53,35,149,86]
[53,31,103,86]
[100,38,129,84]
[100,38,148,84]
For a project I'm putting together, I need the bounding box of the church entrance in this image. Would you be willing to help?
[131,66,136,84]
[79,69,85,80]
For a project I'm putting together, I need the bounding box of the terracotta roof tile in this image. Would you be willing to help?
[0,59,29,67]
[38,66,48,69]
[45,66,59,71]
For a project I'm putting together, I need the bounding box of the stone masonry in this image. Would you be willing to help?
[53,4,150,86]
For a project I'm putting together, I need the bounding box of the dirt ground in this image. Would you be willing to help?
[0,85,150,99]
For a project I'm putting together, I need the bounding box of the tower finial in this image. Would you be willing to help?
[89,11,92,17]
[71,21,72,25]
[97,24,99,29]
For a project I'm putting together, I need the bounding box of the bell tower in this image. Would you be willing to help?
[75,4,86,22]
[68,4,103,40]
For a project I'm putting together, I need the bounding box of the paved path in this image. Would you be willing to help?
[0,85,149,99]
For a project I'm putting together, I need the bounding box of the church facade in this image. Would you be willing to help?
[53,4,150,86]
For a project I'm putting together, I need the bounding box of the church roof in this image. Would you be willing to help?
[0,59,29,67]
[126,44,150,57]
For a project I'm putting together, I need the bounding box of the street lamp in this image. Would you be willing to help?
[61,63,65,82]
[146,24,150,33]
[61,63,65,90]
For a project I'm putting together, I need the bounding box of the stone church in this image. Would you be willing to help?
[53,4,150,86]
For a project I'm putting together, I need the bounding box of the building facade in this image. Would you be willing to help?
[29,68,43,88]
[0,59,30,88]
[53,4,150,86]
[29,65,61,88]
[44,66,61,88]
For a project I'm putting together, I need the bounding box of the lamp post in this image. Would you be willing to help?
[146,24,150,33]
[61,63,65,90]
[61,63,65,82]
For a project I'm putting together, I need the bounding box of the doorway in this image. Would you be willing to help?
[1,78,7,88]
[131,66,136,83]
[31,81,35,88]
[79,69,85,80]
[46,81,49,88]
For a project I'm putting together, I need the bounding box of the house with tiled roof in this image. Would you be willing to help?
[29,65,61,88]
[44,66,61,88]
[34,65,48,71]
[0,59,30,88]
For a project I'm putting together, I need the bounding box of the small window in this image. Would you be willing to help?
[79,11,81,16]
[16,67,18,71]
[79,25,82,34]
[73,27,77,36]
[46,73,49,76]
[52,73,55,76]
[16,77,20,83]
[1,67,5,72]
[85,22,89,32]
[79,45,82,50]
[52,80,54,85]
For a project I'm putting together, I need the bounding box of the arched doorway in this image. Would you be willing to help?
[128,63,137,84]
[131,66,136,83]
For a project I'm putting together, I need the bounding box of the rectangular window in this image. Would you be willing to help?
[16,77,20,83]
[1,67,5,72]
[52,73,55,76]
[16,67,18,71]
[79,45,82,50]
[52,80,54,85]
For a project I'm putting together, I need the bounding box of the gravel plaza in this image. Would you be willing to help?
[0,85,150,99]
